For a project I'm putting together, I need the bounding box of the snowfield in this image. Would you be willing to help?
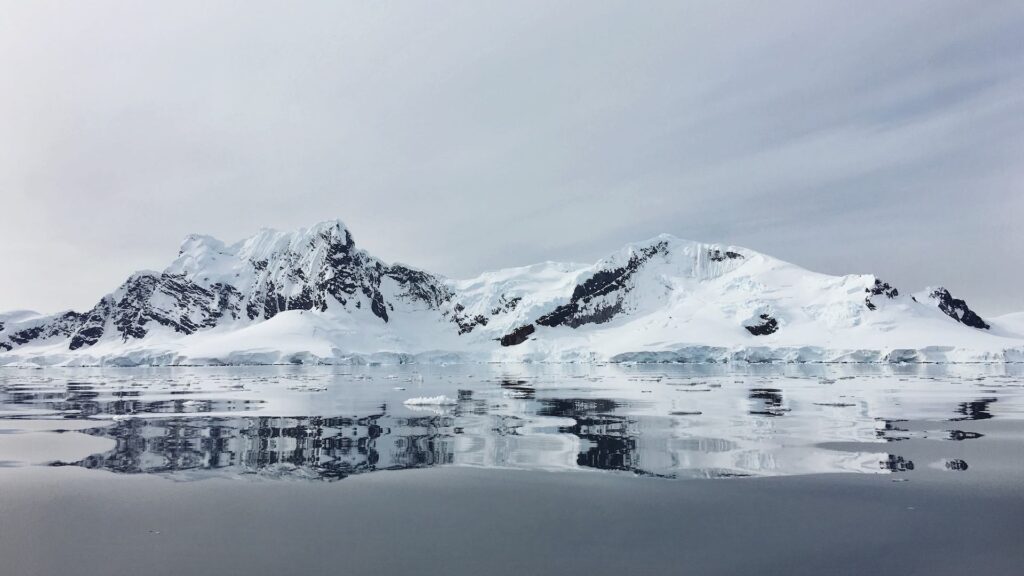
[1,220,1022,366]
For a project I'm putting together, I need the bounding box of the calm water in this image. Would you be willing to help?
[2,364,1023,576]
[1,363,1021,480]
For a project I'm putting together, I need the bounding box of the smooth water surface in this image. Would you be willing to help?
[1,363,1022,576]
[1,363,1021,480]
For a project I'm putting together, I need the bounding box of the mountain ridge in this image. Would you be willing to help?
[2,219,1022,366]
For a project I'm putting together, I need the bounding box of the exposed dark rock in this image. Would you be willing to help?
[536,242,668,329]
[113,275,161,339]
[69,326,105,351]
[864,278,899,311]
[367,289,388,322]
[207,284,243,325]
[110,273,220,340]
[500,324,535,347]
[246,300,262,320]
[928,287,989,329]
[446,301,493,334]
[866,278,899,298]
[225,226,455,327]
[9,312,83,345]
[708,249,743,262]
[69,297,115,350]
[262,280,285,319]
[745,313,779,336]
[17,272,249,351]
[491,295,522,316]
[386,265,453,309]
[540,300,624,328]
[288,285,316,312]
[454,313,488,335]
[313,226,376,313]
[9,326,44,345]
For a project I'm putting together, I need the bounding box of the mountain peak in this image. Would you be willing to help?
[305,218,350,236]
[1,221,1019,365]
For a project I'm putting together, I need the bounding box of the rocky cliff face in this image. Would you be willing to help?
[926,287,990,330]
[0,221,467,353]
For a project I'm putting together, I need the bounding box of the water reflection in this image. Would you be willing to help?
[880,454,915,472]
[0,381,262,417]
[748,388,788,417]
[954,398,996,421]
[70,415,398,480]
[875,419,910,441]
[0,365,1021,481]
[539,399,638,474]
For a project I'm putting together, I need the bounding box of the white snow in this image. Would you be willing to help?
[2,222,1023,366]
[987,312,1024,344]
[403,395,458,406]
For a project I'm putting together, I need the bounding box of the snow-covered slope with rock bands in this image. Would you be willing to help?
[2,220,1022,366]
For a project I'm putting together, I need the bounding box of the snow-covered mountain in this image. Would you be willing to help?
[2,220,1022,366]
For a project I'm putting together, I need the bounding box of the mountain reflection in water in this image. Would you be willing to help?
[0,364,1021,481]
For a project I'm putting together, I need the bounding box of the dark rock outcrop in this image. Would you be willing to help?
[451,303,488,335]
[928,287,989,329]
[744,314,779,336]
[500,324,535,347]
[9,311,84,345]
[864,278,899,311]
[69,298,115,350]
[536,242,668,329]
[708,249,743,262]
[491,295,522,316]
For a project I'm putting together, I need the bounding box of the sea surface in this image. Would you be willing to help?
[1,363,1022,575]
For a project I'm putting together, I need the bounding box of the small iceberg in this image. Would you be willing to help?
[403,395,457,406]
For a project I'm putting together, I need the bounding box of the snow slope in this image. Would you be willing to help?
[1,220,1021,366]
[992,312,1024,339]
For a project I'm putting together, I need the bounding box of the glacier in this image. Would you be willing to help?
[2,219,1023,366]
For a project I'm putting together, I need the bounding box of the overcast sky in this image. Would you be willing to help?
[2,1,1022,315]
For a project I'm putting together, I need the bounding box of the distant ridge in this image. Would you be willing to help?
[2,219,1022,366]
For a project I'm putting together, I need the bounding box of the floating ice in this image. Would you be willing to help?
[403,395,457,406]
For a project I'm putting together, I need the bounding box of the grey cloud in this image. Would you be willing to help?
[1,0,1021,314]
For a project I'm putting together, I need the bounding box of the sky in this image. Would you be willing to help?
[1,1,1022,315]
